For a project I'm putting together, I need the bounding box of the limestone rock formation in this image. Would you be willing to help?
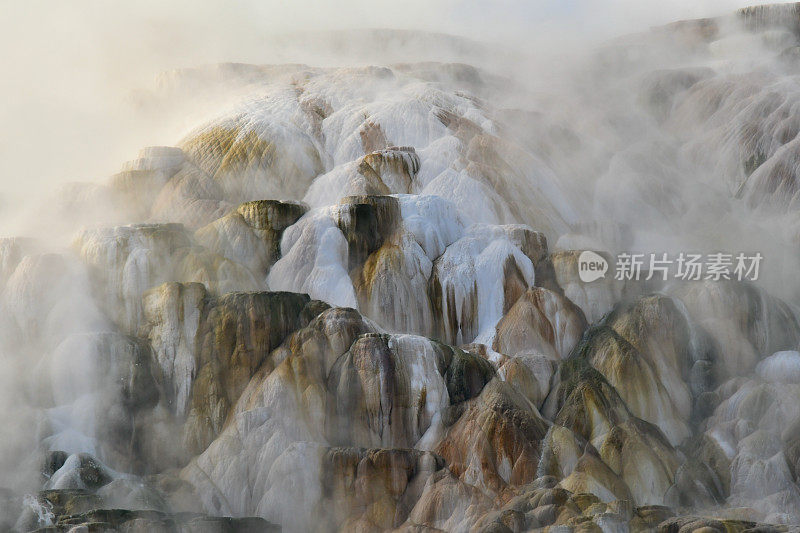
[195,199,308,278]
[10,5,800,532]
[142,286,328,455]
[435,379,549,494]
[493,286,587,360]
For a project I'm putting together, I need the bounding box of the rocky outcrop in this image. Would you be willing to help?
[739,2,800,35]
[493,286,587,360]
[179,308,497,528]
[670,281,800,379]
[589,295,695,445]
[305,147,420,205]
[497,353,556,409]
[43,333,159,473]
[435,379,549,494]
[429,224,537,345]
[700,355,800,523]
[17,483,276,532]
[327,334,494,448]
[179,107,326,205]
[549,250,627,324]
[195,199,308,277]
[268,193,545,348]
[142,286,328,455]
[75,223,260,334]
[109,146,187,221]
[547,356,683,506]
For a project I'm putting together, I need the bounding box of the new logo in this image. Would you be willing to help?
[578,251,608,282]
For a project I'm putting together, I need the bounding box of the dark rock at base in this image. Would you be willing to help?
[185,516,280,532]
[42,451,69,480]
[657,515,761,533]
[531,503,557,526]
[477,521,514,533]
[46,453,114,491]
[57,509,167,526]
[25,506,280,532]
[37,489,104,516]
[437,342,496,404]
[16,490,102,532]
[631,505,675,531]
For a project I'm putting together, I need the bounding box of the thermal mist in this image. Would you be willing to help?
[2,1,800,532]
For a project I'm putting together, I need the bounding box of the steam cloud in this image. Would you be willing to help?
[3,0,800,531]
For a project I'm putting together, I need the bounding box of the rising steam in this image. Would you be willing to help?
[3,0,800,531]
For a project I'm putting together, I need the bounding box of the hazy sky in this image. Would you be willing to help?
[0,0,791,213]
